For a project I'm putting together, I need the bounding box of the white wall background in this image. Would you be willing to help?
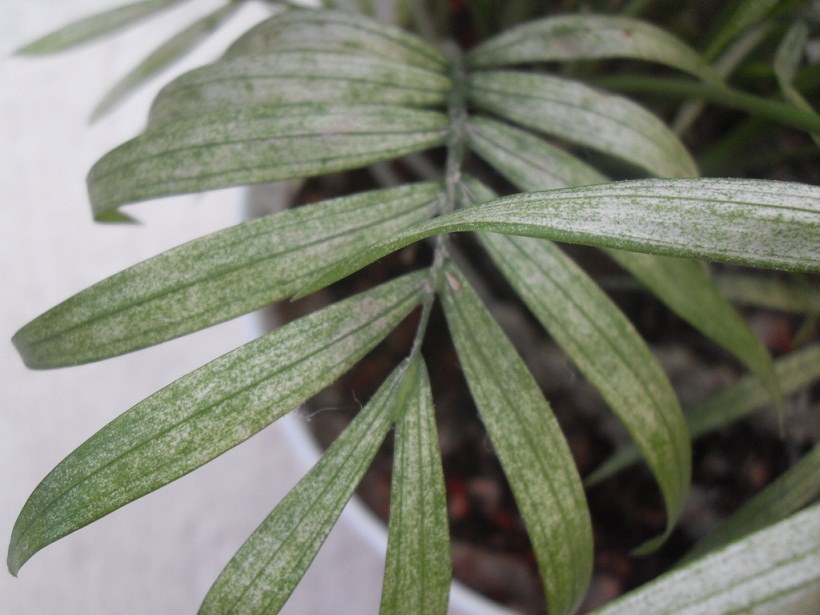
[0,2,387,613]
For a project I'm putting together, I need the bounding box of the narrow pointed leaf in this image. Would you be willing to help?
[466,115,607,191]
[7,273,425,576]
[714,272,820,314]
[467,71,698,178]
[481,233,690,552]
[774,22,820,144]
[467,14,719,84]
[14,183,443,368]
[586,344,820,485]
[463,120,784,409]
[607,250,781,411]
[200,358,416,615]
[91,3,241,122]
[298,178,820,297]
[441,264,592,615]
[148,51,451,126]
[16,0,188,54]
[702,0,781,61]
[681,445,820,564]
[380,356,450,615]
[592,503,820,615]
[225,8,449,72]
[87,104,448,220]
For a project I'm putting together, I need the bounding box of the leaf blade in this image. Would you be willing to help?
[592,503,820,615]
[379,357,450,615]
[7,273,425,576]
[87,104,449,220]
[14,182,442,368]
[298,178,820,296]
[467,71,698,178]
[225,8,449,72]
[585,344,820,485]
[199,358,416,615]
[480,233,690,552]
[681,444,820,564]
[606,250,781,412]
[441,264,592,615]
[148,50,451,126]
[467,14,719,84]
[90,3,241,122]
[466,115,607,191]
[16,0,189,54]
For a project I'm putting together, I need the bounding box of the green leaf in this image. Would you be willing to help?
[606,250,781,412]
[595,74,820,134]
[200,358,415,615]
[467,71,698,178]
[16,0,189,54]
[702,0,782,61]
[464,117,778,406]
[298,178,820,296]
[774,22,820,145]
[7,272,425,576]
[480,233,690,553]
[90,3,241,122]
[466,115,607,191]
[225,8,449,73]
[673,22,772,135]
[13,183,443,368]
[467,14,719,84]
[592,503,820,615]
[713,272,820,314]
[465,118,778,404]
[87,104,449,220]
[441,264,592,615]
[681,444,820,564]
[585,344,820,486]
[379,356,450,615]
[148,50,451,126]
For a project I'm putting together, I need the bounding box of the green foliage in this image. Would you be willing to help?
[9,2,820,614]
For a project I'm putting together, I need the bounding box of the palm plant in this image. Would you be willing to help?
[8,1,820,613]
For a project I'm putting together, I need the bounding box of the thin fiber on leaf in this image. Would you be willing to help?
[148,50,451,126]
[467,71,698,178]
[13,182,443,368]
[7,272,426,576]
[607,250,781,412]
[592,503,820,615]
[88,104,448,220]
[91,3,241,122]
[681,444,820,564]
[467,14,719,84]
[16,0,188,54]
[200,359,417,615]
[380,356,450,615]
[299,178,820,296]
[585,344,820,486]
[225,8,448,72]
[441,264,592,615]
[480,233,690,551]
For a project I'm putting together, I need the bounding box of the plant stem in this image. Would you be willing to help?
[596,75,820,133]
[410,43,467,358]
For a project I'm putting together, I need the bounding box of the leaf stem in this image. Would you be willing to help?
[410,43,468,358]
[596,75,820,133]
